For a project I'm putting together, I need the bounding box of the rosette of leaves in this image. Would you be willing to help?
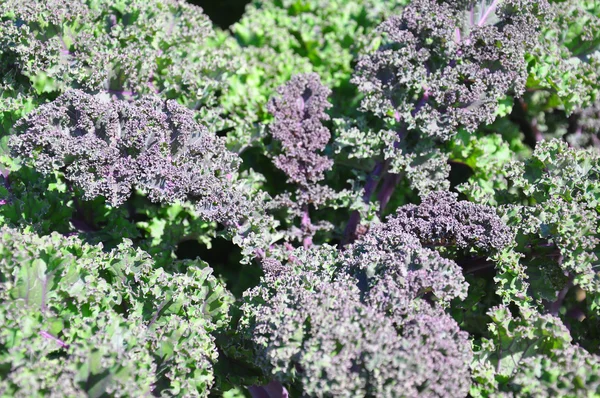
[342,205,471,323]
[237,245,472,398]
[11,90,278,260]
[338,0,550,226]
[10,90,256,225]
[352,0,550,140]
[0,0,230,134]
[490,1,600,151]
[0,226,233,397]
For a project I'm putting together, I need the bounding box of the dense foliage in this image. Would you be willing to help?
[1,0,600,396]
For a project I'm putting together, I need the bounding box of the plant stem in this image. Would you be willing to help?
[341,90,427,246]
[459,256,496,274]
[301,204,313,248]
[377,172,401,214]
[341,159,388,246]
[40,330,69,348]
[511,97,543,149]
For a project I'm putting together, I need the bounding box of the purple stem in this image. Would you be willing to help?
[59,36,73,57]
[341,84,429,247]
[249,381,289,398]
[301,205,313,248]
[477,0,499,27]
[377,172,401,214]
[40,330,69,348]
[454,27,461,44]
[375,91,427,216]
[264,381,289,398]
[460,256,495,274]
[248,386,269,398]
[283,242,298,263]
[341,160,388,246]
[254,248,266,259]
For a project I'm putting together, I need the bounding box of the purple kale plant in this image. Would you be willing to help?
[343,212,469,323]
[344,0,549,243]
[392,191,513,252]
[267,73,333,187]
[267,73,336,247]
[9,90,254,227]
[2,0,600,397]
[353,0,550,139]
[239,244,472,398]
